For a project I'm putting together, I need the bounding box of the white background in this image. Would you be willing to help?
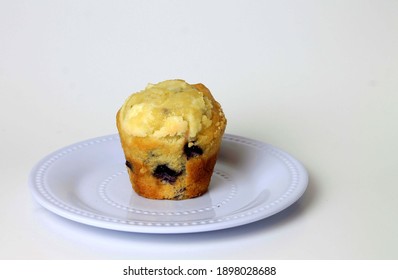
[1,0,397,259]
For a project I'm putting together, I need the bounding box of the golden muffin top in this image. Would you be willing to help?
[118,80,214,139]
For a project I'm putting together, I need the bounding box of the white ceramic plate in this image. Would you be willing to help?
[29,134,308,234]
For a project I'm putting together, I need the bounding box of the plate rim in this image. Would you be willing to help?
[29,133,308,234]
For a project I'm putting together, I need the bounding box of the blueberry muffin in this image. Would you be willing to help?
[116,79,227,200]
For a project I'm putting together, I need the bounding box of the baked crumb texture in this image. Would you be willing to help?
[117,79,227,200]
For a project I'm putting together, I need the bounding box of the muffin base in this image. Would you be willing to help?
[125,152,218,200]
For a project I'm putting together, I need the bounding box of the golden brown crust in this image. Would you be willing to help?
[116,81,226,200]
